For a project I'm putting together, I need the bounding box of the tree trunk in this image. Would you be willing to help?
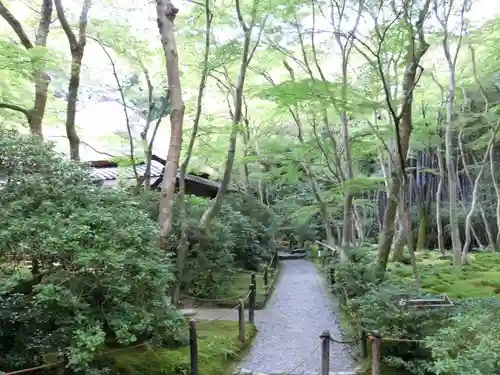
[199,0,263,229]
[31,0,53,136]
[391,202,406,262]
[436,138,446,254]
[461,124,499,264]
[490,146,500,250]
[416,206,428,251]
[65,53,82,160]
[172,0,211,305]
[156,0,185,247]
[0,0,53,136]
[434,0,465,266]
[54,0,91,161]
[375,0,430,279]
[458,133,495,248]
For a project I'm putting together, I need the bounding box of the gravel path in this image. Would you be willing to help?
[237,259,355,374]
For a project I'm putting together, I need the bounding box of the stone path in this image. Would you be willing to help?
[234,259,359,375]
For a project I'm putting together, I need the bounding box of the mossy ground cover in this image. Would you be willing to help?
[319,249,500,374]
[111,320,256,375]
[202,266,281,309]
[387,251,500,298]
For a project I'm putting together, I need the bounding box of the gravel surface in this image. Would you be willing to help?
[237,259,355,374]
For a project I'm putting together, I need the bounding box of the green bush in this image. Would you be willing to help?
[425,297,500,375]
[332,245,500,375]
[145,191,275,298]
[330,245,376,302]
[0,129,184,373]
[349,283,453,374]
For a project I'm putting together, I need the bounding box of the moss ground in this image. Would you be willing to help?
[207,266,281,309]
[318,249,500,375]
[387,251,500,298]
[111,320,257,375]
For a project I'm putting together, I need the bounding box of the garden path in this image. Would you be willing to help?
[233,258,358,375]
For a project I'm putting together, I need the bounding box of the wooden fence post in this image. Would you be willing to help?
[249,282,256,324]
[238,299,245,344]
[264,267,269,290]
[371,331,381,375]
[319,330,330,375]
[360,328,368,358]
[189,319,199,375]
[329,267,335,285]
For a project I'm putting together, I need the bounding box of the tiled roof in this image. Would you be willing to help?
[89,159,164,180]
[89,159,222,189]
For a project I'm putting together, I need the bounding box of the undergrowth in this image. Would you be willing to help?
[111,320,257,375]
[324,245,500,375]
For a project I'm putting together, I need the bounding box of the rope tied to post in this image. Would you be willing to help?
[179,291,249,302]
[329,335,362,344]
[368,336,425,344]
[194,290,252,328]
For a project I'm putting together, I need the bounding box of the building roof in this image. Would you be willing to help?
[88,157,224,190]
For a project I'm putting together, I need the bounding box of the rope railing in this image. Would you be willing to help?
[179,292,249,302]
[2,342,151,375]
[366,332,427,375]
[4,268,272,375]
[181,253,279,305]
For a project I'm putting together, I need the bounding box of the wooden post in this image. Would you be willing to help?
[371,332,381,375]
[264,267,269,290]
[238,299,245,344]
[320,330,330,375]
[250,272,256,290]
[249,283,256,324]
[189,319,199,375]
[360,329,368,358]
[329,267,335,285]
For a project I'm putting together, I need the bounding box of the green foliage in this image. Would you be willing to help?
[426,298,500,375]
[389,252,500,298]
[0,128,183,373]
[139,191,275,299]
[111,320,257,375]
[329,245,376,301]
[331,246,500,375]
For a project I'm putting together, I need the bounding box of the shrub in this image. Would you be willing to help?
[333,245,500,375]
[329,245,376,302]
[147,191,275,298]
[0,129,184,373]
[425,297,500,375]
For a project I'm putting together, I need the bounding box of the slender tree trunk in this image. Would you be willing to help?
[416,206,428,251]
[156,0,185,247]
[490,146,500,250]
[31,0,53,136]
[434,0,467,266]
[0,0,53,136]
[172,0,212,305]
[458,133,495,248]
[65,52,83,160]
[139,60,155,189]
[200,0,264,229]
[436,144,446,257]
[375,5,430,279]
[461,124,498,264]
[54,0,91,161]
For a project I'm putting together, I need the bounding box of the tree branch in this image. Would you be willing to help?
[0,102,31,119]
[0,1,33,49]
[53,0,78,49]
